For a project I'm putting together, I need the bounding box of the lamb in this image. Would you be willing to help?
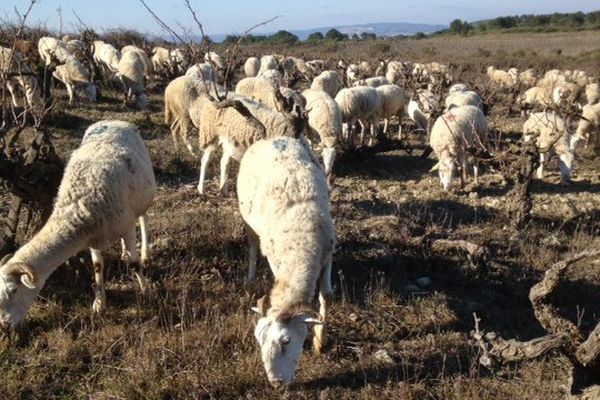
[487,66,516,88]
[189,94,303,194]
[151,46,170,72]
[310,70,343,98]
[375,84,407,136]
[235,76,282,110]
[115,50,148,110]
[429,105,488,190]
[574,103,600,149]
[0,120,156,328]
[335,86,381,146]
[92,40,121,73]
[237,136,335,388]
[0,46,39,109]
[244,56,260,77]
[444,90,483,111]
[52,56,97,104]
[38,36,72,66]
[523,112,574,183]
[164,75,209,154]
[302,89,342,180]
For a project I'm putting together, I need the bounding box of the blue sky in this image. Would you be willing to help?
[2,1,599,36]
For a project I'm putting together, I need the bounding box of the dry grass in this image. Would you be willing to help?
[0,32,600,399]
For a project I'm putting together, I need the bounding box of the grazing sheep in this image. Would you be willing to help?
[448,83,470,93]
[281,56,310,83]
[92,40,121,73]
[259,55,278,72]
[310,70,343,98]
[585,83,599,105]
[429,105,488,190]
[306,59,325,76]
[164,75,209,154]
[257,68,282,86]
[0,120,156,328]
[407,100,429,135]
[354,76,388,88]
[237,136,335,388]
[385,61,410,85]
[204,51,224,70]
[523,112,574,183]
[335,86,381,146]
[518,69,537,87]
[519,86,553,115]
[244,56,260,77]
[38,36,72,66]
[151,46,170,72]
[189,94,303,194]
[52,56,97,104]
[116,50,148,110]
[280,87,306,109]
[0,46,39,109]
[186,62,216,83]
[302,89,342,180]
[487,66,516,88]
[444,90,483,111]
[345,63,359,86]
[235,76,282,110]
[169,48,189,73]
[375,84,407,135]
[122,45,152,78]
[574,103,600,149]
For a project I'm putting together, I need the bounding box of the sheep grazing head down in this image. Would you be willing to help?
[252,298,322,388]
[0,256,38,329]
[431,155,455,191]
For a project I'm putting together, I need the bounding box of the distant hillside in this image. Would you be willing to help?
[210,21,446,42]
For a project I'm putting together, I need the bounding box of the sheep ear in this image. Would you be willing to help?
[429,162,440,172]
[301,316,323,326]
[251,306,261,315]
[21,274,37,289]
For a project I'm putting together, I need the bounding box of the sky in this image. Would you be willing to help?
[1,0,599,37]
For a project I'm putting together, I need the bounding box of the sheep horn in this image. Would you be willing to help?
[0,253,13,266]
[429,162,440,172]
[2,262,38,286]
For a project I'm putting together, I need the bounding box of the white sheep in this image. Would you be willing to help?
[448,83,470,93]
[189,94,303,194]
[429,105,488,190]
[204,51,224,70]
[345,63,359,86]
[280,86,306,109]
[385,61,410,85]
[407,100,429,135]
[237,136,335,388]
[0,120,156,328]
[92,40,121,73]
[0,46,39,109]
[335,86,381,146]
[310,70,343,98]
[574,103,600,149]
[186,62,216,83]
[52,56,97,104]
[354,76,388,88]
[257,68,282,86]
[151,46,170,72]
[244,57,260,77]
[585,83,599,105]
[487,66,516,88]
[38,36,72,66]
[523,112,574,183]
[122,45,152,78]
[518,69,537,87]
[375,84,407,136]
[235,76,282,110]
[116,50,148,110]
[444,90,483,111]
[259,55,278,72]
[302,89,342,180]
[169,48,189,73]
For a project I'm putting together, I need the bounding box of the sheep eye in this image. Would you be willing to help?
[281,336,290,345]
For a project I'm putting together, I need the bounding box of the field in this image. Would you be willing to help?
[1,31,600,399]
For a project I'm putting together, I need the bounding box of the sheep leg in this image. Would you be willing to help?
[473,162,479,184]
[536,153,545,179]
[313,256,333,354]
[369,117,379,146]
[6,81,19,107]
[123,225,149,293]
[65,82,75,105]
[358,120,367,146]
[219,147,233,196]
[90,248,106,314]
[198,144,216,195]
[170,120,180,150]
[244,222,259,289]
[558,152,573,184]
[383,118,389,135]
[460,153,468,187]
[139,215,150,268]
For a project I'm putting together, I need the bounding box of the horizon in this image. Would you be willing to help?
[0,1,599,38]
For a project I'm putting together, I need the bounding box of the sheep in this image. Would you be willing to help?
[15,39,37,64]
[487,66,516,88]
[0,120,155,328]
[280,87,306,109]
[574,103,600,149]
[164,75,209,154]
[281,56,310,83]
[407,100,429,134]
[448,83,470,94]
[0,46,39,109]
[305,59,325,76]
[169,48,189,73]
[259,55,278,72]
[429,105,488,190]
[385,61,410,85]
[518,69,537,87]
[523,112,574,183]
[235,76,282,110]
[346,63,359,86]
[585,83,599,105]
[122,45,152,78]
[335,86,381,146]
[52,56,97,104]
[116,50,148,110]
[302,89,342,180]
[92,40,121,73]
[519,86,553,115]
[189,94,303,194]
[204,51,224,70]
[186,62,216,83]
[444,90,483,111]
[244,56,260,77]
[151,46,170,72]
[375,84,407,136]
[257,68,282,86]
[310,70,343,98]
[38,36,72,66]
[237,136,335,388]
[354,76,388,88]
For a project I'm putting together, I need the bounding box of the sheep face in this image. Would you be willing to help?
[0,264,37,329]
[254,315,315,388]
[438,158,455,191]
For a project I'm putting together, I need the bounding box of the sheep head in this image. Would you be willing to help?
[0,258,39,328]
[252,296,321,388]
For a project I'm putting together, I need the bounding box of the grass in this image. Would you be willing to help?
[1,31,600,399]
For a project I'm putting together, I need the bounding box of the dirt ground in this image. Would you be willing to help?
[1,37,600,399]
